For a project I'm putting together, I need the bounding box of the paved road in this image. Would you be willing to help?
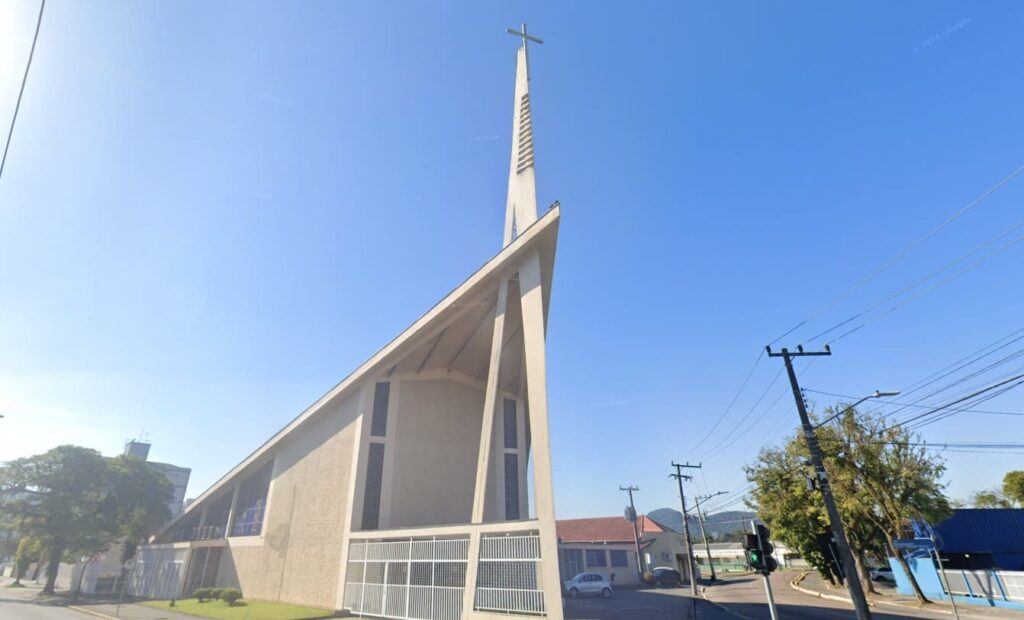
[565,587,736,620]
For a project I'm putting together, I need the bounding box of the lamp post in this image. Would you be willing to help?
[813,390,901,429]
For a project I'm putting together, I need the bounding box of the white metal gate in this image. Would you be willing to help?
[473,533,545,615]
[344,537,469,620]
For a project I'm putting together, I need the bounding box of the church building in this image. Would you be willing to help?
[128,26,565,620]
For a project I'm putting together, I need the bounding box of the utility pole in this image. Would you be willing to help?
[670,461,701,596]
[767,345,872,620]
[694,491,727,581]
[619,485,645,580]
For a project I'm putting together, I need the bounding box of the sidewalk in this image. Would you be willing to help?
[793,571,1024,619]
[69,601,200,620]
[0,577,198,620]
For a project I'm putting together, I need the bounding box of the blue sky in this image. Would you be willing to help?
[1,1,1022,519]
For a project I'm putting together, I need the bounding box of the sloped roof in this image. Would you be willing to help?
[153,206,560,541]
[556,515,666,544]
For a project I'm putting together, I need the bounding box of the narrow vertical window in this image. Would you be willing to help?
[504,453,520,520]
[230,460,272,537]
[503,398,517,449]
[362,443,386,530]
[370,382,390,437]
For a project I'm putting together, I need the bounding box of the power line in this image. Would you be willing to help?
[886,371,1024,431]
[768,163,1024,346]
[1,0,46,184]
[899,327,1024,394]
[808,220,1024,347]
[687,349,765,455]
[697,366,784,458]
[803,388,1024,416]
[826,232,1024,347]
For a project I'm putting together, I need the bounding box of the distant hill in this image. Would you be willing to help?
[647,508,757,541]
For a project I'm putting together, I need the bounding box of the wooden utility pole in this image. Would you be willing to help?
[767,345,872,620]
[670,461,702,596]
[619,485,645,580]
[694,491,727,581]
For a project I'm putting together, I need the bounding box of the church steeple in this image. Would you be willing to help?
[503,24,543,246]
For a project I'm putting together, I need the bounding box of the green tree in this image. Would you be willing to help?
[104,455,172,564]
[1004,471,1024,507]
[12,537,43,585]
[747,407,951,604]
[970,489,1011,508]
[0,446,172,594]
[746,435,835,583]
[833,408,951,604]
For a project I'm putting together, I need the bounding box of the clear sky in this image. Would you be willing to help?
[1,1,1022,520]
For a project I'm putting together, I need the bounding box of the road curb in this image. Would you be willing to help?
[68,605,119,619]
[789,571,858,605]
[787,571,997,618]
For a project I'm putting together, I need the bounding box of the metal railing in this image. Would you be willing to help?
[941,568,1024,603]
[344,536,469,620]
[474,533,545,616]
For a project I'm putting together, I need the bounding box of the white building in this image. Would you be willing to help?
[128,26,565,620]
[125,440,191,517]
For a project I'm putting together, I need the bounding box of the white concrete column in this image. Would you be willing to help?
[518,251,564,620]
[225,484,241,538]
[464,277,510,618]
[470,277,510,523]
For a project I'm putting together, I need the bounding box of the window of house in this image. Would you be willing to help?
[610,550,629,567]
[585,549,607,567]
[230,460,273,537]
[370,382,390,437]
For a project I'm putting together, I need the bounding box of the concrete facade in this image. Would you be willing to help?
[129,32,564,620]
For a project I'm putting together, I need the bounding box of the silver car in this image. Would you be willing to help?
[563,572,613,598]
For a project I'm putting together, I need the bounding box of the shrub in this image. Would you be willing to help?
[642,571,655,585]
[193,587,212,602]
[220,588,242,606]
[210,588,224,600]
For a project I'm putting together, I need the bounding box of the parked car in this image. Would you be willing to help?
[651,567,682,587]
[563,572,613,598]
[869,566,895,582]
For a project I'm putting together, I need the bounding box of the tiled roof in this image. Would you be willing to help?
[556,516,666,543]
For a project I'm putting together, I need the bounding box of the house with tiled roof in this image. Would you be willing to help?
[555,516,693,586]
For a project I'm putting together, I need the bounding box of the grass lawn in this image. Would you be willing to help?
[141,598,334,619]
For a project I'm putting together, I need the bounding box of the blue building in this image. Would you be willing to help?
[890,508,1024,609]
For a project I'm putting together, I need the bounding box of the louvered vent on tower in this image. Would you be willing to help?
[516,93,535,174]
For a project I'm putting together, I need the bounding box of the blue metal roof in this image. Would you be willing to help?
[931,509,1024,555]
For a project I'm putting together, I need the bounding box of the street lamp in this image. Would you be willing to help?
[813,390,900,429]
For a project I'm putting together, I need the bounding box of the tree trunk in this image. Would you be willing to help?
[41,546,62,595]
[887,536,929,604]
[854,549,876,595]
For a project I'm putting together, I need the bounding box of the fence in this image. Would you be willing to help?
[343,531,548,619]
[941,569,1024,603]
[474,533,545,616]
[344,537,470,620]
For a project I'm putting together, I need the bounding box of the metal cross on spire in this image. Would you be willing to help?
[506,22,543,80]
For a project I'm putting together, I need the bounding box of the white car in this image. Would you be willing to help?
[869,566,896,582]
[563,572,613,598]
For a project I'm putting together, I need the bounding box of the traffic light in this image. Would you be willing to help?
[743,525,778,575]
[743,533,764,571]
